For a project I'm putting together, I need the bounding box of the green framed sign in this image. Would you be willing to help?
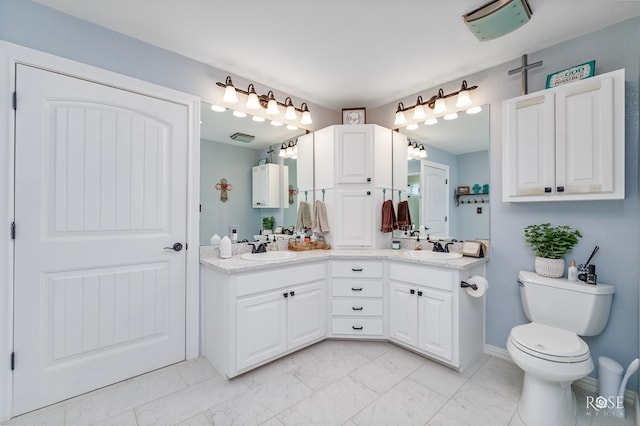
[546,60,595,88]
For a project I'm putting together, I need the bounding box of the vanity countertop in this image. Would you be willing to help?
[200,247,488,274]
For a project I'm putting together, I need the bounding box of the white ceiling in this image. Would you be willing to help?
[33,0,640,111]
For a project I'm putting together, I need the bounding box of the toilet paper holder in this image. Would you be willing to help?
[460,281,478,291]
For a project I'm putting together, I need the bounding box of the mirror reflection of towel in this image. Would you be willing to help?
[296,201,312,230]
[381,199,398,233]
[397,200,412,228]
[312,200,330,233]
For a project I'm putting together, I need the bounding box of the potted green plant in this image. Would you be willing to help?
[262,216,275,235]
[524,223,582,278]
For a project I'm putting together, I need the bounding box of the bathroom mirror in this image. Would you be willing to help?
[199,101,307,245]
[397,106,490,241]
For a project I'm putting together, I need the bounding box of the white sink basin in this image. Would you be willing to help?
[404,251,463,260]
[240,251,297,261]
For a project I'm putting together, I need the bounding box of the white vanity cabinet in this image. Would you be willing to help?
[502,69,625,202]
[203,262,326,378]
[252,163,287,208]
[388,262,484,370]
[330,260,385,338]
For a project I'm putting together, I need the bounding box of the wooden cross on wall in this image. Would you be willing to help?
[508,54,543,95]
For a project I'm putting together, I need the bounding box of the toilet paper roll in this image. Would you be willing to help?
[464,276,489,298]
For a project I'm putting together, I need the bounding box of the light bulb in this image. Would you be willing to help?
[443,112,458,120]
[246,92,260,109]
[466,106,482,114]
[285,105,297,120]
[223,85,238,104]
[266,99,279,115]
[456,89,472,108]
[424,118,438,126]
[286,145,293,156]
[279,144,287,157]
[210,104,226,112]
[394,110,407,126]
[433,97,447,114]
[419,146,427,158]
[300,110,312,125]
[412,104,426,120]
[407,142,414,155]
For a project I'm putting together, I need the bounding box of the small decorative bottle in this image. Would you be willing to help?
[219,236,232,259]
[567,259,578,282]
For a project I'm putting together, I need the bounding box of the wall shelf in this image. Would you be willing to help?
[455,192,489,207]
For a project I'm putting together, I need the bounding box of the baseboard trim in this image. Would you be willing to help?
[483,344,637,407]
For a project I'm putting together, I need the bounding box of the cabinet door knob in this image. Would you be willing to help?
[557,186,565,192]
[366,191,371,196]
[283,292,288,298]
[367,177,371,182]
[351,287,363,291]
[289,291,295,297]
[352,325,363,330]
[417,291,423,296]
[544,187,552,193]
[352,306,363,311]
[410,289,415,295]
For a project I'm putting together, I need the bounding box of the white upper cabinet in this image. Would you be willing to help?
[252,163,287,208]
[502,69,625,202]
[296,133,314,192]
[336,125,374,184]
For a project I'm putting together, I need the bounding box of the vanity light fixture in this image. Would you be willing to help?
[222,76,239,104]
[217,76,313,126]
[407,141,428,160]
[279,140,298,159]
[393,80,478,127]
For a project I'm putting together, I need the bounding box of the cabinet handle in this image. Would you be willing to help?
[351,287,363,291]
[410,289,415,295]
[351,268,363,272]
[352,306,363,311]
[367,177,371,182]
[283,292,288,298]
[290,291,295,297]
[544,187,552,193]
[366,191,371,196]
[557,186,565,193]
[352,325,364,330]
[417,291,423,297]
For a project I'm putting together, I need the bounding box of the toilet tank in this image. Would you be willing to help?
[518,271,615,336]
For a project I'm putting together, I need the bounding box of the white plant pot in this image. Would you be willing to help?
[535,256,565,278]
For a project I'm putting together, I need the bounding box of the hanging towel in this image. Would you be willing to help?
[312,200,331,233]
[397,200,412,228]
[296,201,312,230]
[381,199,398,233]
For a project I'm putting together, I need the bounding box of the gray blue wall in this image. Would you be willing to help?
[456,150,489,241]
[200,140,261,244]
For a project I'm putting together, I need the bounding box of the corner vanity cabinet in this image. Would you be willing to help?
[388,262,484,368]
[502,69,624,202]
[203,262,326,378]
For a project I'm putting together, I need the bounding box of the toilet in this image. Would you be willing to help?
[507,271,615,426]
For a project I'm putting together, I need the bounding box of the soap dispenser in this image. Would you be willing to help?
[219,236,232,259]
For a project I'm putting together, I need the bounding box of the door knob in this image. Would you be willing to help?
[164,243,183,252]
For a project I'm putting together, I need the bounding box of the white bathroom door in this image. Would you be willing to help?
[422,162,449,237]
[12,64,188,415]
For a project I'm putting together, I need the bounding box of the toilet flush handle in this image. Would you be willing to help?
[517,280,524,287]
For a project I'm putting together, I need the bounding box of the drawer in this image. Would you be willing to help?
[332,318,384,336]
[332,260,383,278]
[332,279,383,297]
[235,262,326,296]
[389,262,455,292]
[332,298,383,316]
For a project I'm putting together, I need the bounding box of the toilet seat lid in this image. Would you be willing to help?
[511,323,590,362]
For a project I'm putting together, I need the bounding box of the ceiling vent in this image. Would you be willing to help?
[463,0,533,41]
[229,132,255,143]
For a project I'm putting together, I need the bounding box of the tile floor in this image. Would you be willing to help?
[3,340,636,426]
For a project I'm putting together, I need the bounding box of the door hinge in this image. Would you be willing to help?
[12,91,16,110]
[10,352,14,370]
[11,222,15,240]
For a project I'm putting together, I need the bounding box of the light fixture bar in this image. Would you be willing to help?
[216,77,312,119]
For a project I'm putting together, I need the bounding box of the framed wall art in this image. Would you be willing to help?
[342,108,366,125]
